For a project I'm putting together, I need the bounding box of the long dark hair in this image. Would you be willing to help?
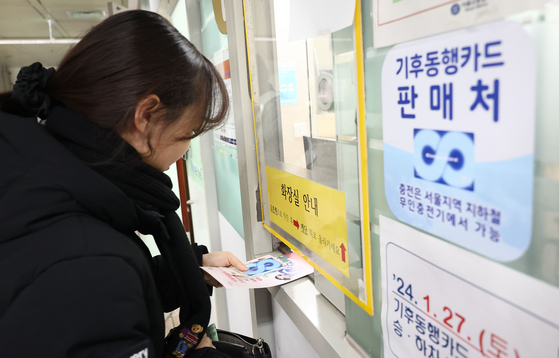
[0,10,228,145]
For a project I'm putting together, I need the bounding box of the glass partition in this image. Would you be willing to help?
[244,0,372,313]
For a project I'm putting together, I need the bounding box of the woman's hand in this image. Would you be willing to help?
[202,252,248,287]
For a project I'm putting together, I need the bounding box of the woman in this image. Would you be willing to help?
[0,10,246,358]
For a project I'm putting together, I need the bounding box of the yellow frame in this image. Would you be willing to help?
[212,0,227,34]
[242,0,373,315]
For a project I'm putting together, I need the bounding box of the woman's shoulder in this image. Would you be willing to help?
[0,212,155,308]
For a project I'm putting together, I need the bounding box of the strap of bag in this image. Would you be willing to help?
[215,330,271,358]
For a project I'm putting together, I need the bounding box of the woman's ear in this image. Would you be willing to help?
[120,94,163,155]
[134,94,163,134]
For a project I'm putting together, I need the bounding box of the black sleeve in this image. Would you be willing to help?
[0,256,161,358]
[190,244,213,296]
[152,244,212,312]
[191,243,209,266]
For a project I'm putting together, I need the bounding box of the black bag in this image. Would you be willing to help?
[212,329,272,358]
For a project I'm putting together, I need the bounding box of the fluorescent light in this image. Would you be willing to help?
[66,10,107,19]
[0,39,81,45]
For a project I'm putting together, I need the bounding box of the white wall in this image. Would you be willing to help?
[171,0,190,39]
[272,299,321,358]
[218,212,254,337]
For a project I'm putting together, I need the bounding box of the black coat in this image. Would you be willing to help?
[0,110,208,357]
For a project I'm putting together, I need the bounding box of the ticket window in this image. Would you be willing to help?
[246,0,373,315]
[175,2,370,353]
[174,0,359,348]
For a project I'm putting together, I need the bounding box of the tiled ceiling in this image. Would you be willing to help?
[0,0,127,68]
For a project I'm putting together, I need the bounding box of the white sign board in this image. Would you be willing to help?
[372,0,547,48]
[382,21,535,262]
[380,215,559,358]
[288,0,356,42]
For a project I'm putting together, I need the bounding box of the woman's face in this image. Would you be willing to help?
[142,111,194,171]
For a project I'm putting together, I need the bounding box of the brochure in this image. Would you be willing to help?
[201,253,313,289]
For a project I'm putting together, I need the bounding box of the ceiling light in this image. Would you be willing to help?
[66,10,107,19]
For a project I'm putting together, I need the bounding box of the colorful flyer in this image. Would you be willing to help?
[379,216,559,358]
[228,255,287,278]
[382,21,535,262]
[201,253,314,289]
[266,166,349,276]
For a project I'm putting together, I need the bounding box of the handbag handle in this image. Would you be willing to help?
[251,338,265,356]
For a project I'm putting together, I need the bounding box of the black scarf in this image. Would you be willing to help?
[45,106,211,357]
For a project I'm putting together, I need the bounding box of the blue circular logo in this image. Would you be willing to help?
[451,3,460,15]
[414,129,475,191]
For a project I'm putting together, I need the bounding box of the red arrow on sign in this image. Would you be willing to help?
[340,243,347,263]
[293,220,300,229]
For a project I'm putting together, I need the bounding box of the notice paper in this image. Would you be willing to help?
[202,253,313,289]
[379,215,559,358]
[382,21,536,262]
[266,166,349,277]
[372,0,547,48]
[288,0,356,42]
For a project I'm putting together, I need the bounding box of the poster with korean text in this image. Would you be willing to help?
[266,166,349,276]
[382,21,535,262]
[379,216,559,358]
[372,0,547,48]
